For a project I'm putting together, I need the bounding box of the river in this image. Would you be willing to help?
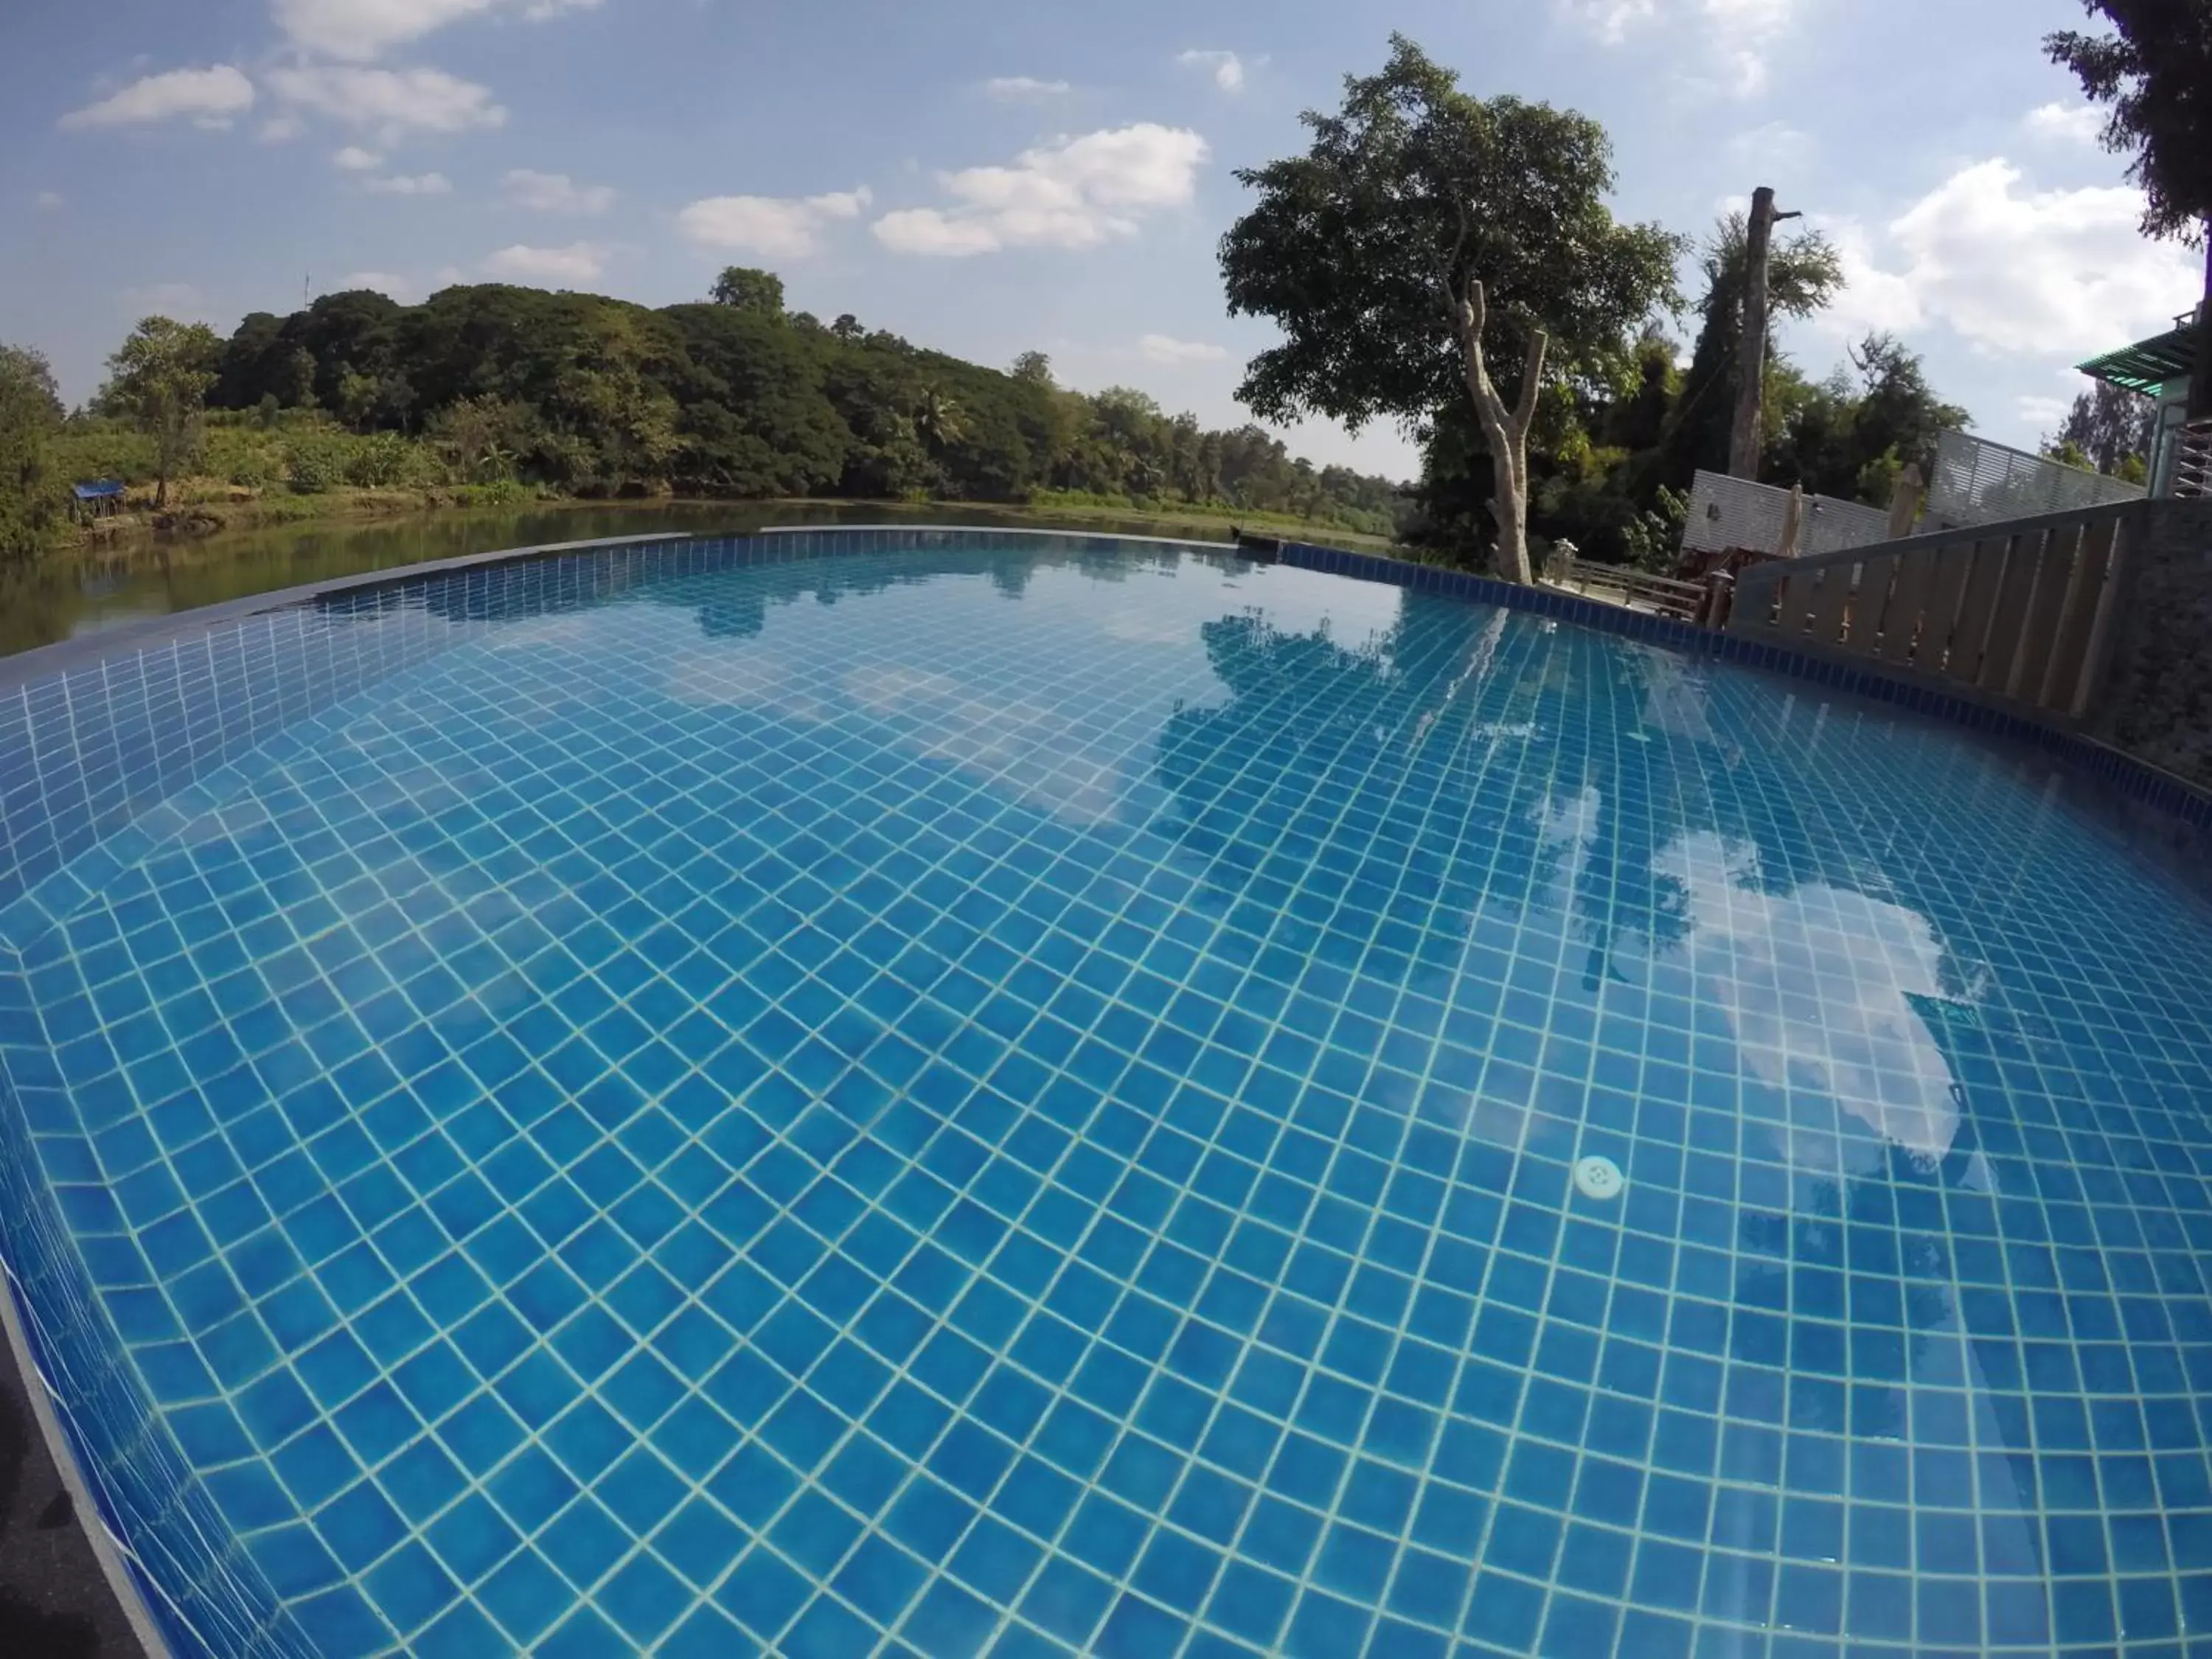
[0,500,1257,660]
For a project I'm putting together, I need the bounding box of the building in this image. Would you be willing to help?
[2076,304,2210,498]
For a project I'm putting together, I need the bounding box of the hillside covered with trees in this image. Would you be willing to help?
[0,271,1408,561]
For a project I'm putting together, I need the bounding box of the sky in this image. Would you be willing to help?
[2,0,2203,484]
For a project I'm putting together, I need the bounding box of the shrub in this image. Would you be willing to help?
[344,431,421,488]
[282,431,349,493]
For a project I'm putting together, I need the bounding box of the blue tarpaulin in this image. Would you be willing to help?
[72,479,125,501]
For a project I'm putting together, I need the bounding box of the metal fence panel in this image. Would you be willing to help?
[1926,429,2143,526]
[1680,470,1891,558]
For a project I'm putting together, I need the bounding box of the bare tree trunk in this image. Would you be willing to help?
[1447,278,1548,586]
[1728,187,1805,480]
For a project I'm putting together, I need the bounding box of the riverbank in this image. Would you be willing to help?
[69,485,1397,554]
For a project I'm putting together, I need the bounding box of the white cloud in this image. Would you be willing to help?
[1175,50,1246,92]
[986,77,1071,102]
[482,241,610,283]
[271,0,601,60]
[35,191,64,210]
[1655,830,1970,1172]
[873,212,1006,257]
[1818,159,2201,358]
[267,66,506,143]
[1554,0,1658,43]
[260,115,305,143]
[1817,218,1924,335]
[1725,120,1815,178]
[335,270,420,299]
[504,168,614,213]
[2015,393,2073,431]
[365,171,452,195]
[124,282,207,316]
[677,187,871,257]
[1139,334,1228,365]
[2025,102,2104,145]
[59,66,255,131]
[1560,0,1795,97]
[872,124,1208,257]
[333,145,383,170]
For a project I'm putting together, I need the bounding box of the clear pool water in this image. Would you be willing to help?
[6,535,2212,1657]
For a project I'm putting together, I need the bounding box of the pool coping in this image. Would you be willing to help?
[0,518,2208,1659]
[0,1248,171,1659]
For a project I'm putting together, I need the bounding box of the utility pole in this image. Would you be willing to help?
[1729,186,1802,479]
[2191,232,2211,423]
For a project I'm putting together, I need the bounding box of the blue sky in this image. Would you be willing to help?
[3,0,2202,481]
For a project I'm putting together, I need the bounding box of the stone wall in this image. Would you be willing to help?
[2096,498,2212,792]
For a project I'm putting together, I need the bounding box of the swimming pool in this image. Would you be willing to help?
[3,530,2210,1657]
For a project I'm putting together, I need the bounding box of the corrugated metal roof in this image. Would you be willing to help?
[2077,321,2197,396]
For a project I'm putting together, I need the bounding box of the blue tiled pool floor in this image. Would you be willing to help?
[5,538,2212,1657]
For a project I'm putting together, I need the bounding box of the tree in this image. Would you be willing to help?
[1220,35,1680,582]
[97,316,221,508]
[1011,351,1054,386]
[0,344,65,559]
[2046,383,2157,474]
[1762,334,1969,504]
[2046,2,2212,415]
[830,314,864,342]
[1652,213,1843,491]
[709,267,786,317]
[912,384,967,456]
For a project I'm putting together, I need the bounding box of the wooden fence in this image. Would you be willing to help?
[1726,500,2147,721]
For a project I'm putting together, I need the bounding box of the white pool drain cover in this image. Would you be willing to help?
[1573,1155,1624,1200]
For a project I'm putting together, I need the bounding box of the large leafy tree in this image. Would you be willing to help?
[97,316,222,508]
[1219,35,1680,582]
[710,267,786,317]
[2046,1,2212,414]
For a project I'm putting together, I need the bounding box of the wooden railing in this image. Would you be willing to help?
[1547,547,1708,620]
[1727,500,2147,720]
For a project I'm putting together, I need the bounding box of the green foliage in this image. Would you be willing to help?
[18,275,1396,541]
[1220,35,1683,436]
[280,428,349,493]
[45,419,157,488]
[710,268,787,316]
[2045,383,2157,474]
[0,344,66,559]
[98,316,223,507]
[445,478,537,509]
[2048,2,2211,414]
[1763,335,1970,504]
[1620,484,1688,573]
[1648,213,1846,493]
[2045,1,2212,242]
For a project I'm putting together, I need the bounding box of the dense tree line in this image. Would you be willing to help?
[201,277,1405,535]
[0,274,1409,562]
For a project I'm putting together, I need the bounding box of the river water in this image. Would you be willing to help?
[0,501,1248,660]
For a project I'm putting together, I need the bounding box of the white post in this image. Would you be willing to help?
[1777,484,1805,558]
